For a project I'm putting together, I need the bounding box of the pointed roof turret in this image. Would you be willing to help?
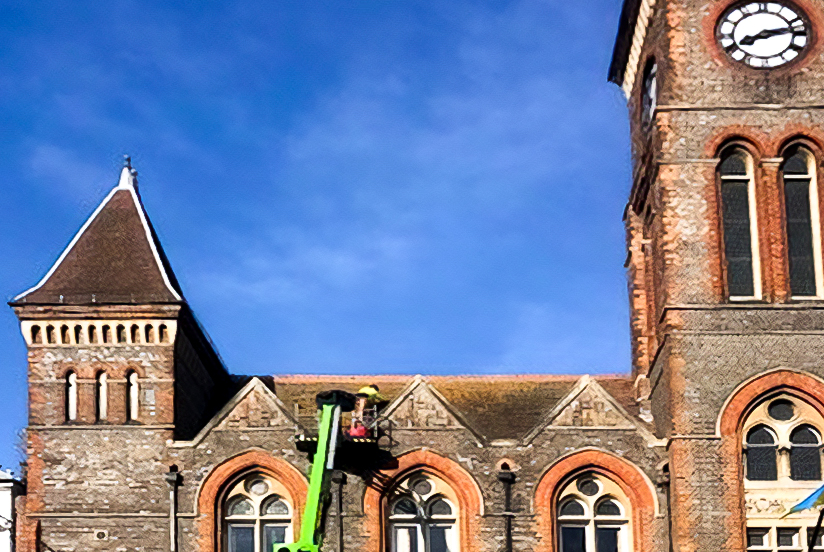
[13,156,183,305]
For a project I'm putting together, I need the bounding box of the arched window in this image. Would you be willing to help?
[145,324,155,343]
[790,425,822,481]
[389,473,459,552]
[65,371,77,421]
[159,324,169,343]
[221,472,293,552]
[742,395,824,549]
[31,326,42,344]
[719,147,761,299]
[641,59,657,124]
[46,325,56,344]
[88,325,97,344]
[74,325,83,345]
[745,425,778,481]
[60,325,69,344]
[782,146,823,298]
[95,372,107,422]
[102,325,111,344]
[116,325,127,344]
[131,324,140,343]
[126,371,139,422]
[556,472,631,552]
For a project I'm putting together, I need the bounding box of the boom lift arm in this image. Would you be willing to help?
[277,390,356,552]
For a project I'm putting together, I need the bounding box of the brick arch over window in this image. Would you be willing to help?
[195,450,308,552]
[534,449,657,552]
[716,369,824,550]
[363,449,483,552]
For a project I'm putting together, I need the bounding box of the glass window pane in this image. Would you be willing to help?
[792,426,820,445]
[429,526,451,552]
[559,499,585,517]
[721,179,755,297]
[784,178,816,296]
[428,499,452,516]
[791,445,822,480]
[393,526,418,552]
[560,525,586,552]
[746,446,778,480]
[747,527,768,548]
[721,152,748,175]
[778,527,799,547]
[768,399,795,421]
[228,497,255,516]
[748,426,776,445]
[264,525,288,550]
[784,153,809,175]
[596,499,622,516]
[596,527,620,552]
[393,498,418,516]
[263,497,290,516]
[228,524,254,552]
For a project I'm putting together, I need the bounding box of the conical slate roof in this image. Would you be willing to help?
[13,162,183,305]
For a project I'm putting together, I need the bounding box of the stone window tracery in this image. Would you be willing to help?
[718,146,762,300]
[221,472,293,552]
[388,472,459,552]
[743,394,824,550]
[555,472,632,552]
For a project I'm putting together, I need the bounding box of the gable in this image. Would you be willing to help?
[550,382,635,428]
[215,381,295,430]
[525,377,658,444]
[386,380,463,429]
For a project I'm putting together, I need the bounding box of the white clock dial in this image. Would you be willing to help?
[717,2,809,68]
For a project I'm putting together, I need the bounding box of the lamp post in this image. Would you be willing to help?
[165,466,182,552]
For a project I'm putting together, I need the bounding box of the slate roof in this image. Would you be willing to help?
[268,374,641,442]
[13,165,183,305]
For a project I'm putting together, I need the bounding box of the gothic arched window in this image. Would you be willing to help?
[782,146,823,298]
[742,395,824,549]
[790,425,822,481]
[389,473,459,552]
[719,147,761,299]
[745,425,778,481]
[65,371,77,422]
[556,472,631,552]
[221,472,293,552]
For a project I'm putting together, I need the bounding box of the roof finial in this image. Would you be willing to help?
[118,154,137,189]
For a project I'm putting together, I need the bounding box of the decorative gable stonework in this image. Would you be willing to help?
[550,381,635,428]
[387,381,462,429]
[216,381,293,430]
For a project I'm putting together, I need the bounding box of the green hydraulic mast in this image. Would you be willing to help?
[277,390,356,552]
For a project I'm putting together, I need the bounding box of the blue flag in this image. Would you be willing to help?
[784,483,824,517]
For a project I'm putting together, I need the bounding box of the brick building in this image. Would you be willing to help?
[10,0,824,551]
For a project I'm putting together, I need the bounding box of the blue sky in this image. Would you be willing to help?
[0,0,631,471]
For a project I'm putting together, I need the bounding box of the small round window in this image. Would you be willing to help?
[768,399,795,421]
[576,476,600,496]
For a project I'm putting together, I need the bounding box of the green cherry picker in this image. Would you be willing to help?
[276,390,357,552]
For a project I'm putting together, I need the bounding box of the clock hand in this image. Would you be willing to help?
[740,27,792,46]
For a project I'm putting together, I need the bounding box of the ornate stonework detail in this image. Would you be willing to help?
[551,385,634,428]
[216,383,291,429]
[389,384,460,428]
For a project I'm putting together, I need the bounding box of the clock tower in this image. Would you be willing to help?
[611,0,824,550]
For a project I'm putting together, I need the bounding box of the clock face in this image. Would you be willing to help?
[717,2,810,68]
